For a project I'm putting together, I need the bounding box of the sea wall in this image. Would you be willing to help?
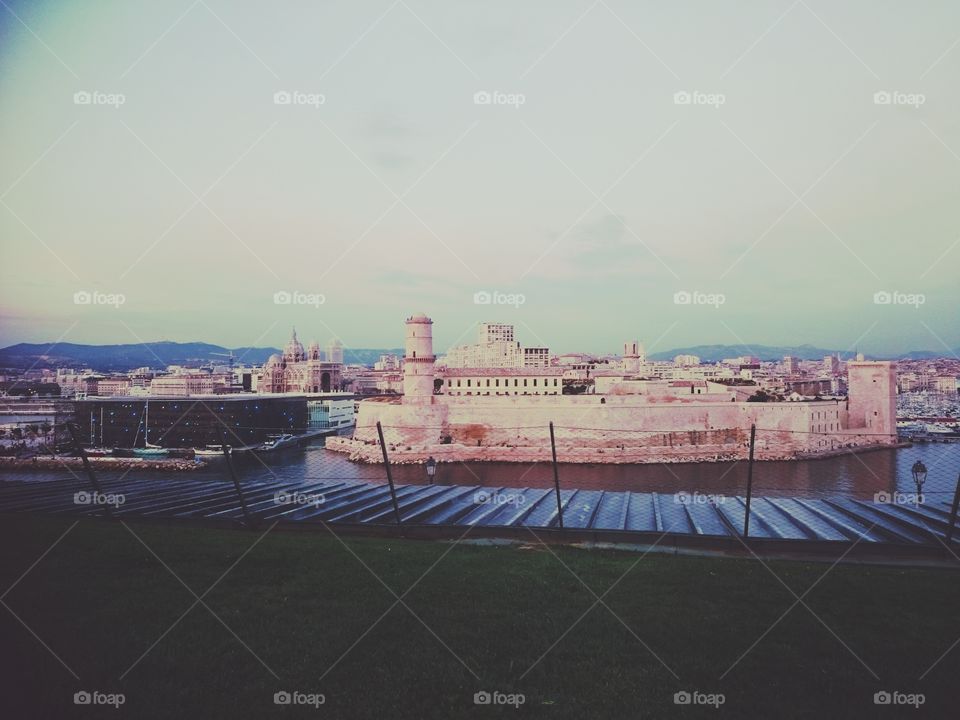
[329,393,896,464]
[325,436,900,464]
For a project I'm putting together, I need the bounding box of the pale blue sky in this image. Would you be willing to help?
[1,0,958,356]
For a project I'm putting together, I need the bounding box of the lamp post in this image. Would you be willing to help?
[426,456,437,484]
[911,460,927,502]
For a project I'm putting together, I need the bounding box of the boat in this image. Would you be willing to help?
[83,448,113,457]
[133,447,169,457]
[256,434,299,452]
[119,401,170,456]
[194,445,228,457]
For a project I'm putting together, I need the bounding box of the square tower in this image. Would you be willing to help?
[846,361,896,440]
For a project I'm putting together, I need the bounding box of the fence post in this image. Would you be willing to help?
[946,473,960,544]
[549,421,564,529]
[743,424,756,538]
[66,422,112,520]
[220,431,255,529]
[376,422,402,526]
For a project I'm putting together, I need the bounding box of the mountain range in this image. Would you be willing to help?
[0,341,954,372]
[0,342,403,372]
[645,344,956,363]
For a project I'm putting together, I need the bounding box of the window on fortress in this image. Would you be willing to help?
[533,379,537,386]
[524,379,528,387]
[467,379,471,387]
[486,379,490,387]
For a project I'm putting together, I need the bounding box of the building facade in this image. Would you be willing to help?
[259,329,342,393]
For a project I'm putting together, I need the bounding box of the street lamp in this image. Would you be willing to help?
[426,456,437,484]
[911,460,927,498]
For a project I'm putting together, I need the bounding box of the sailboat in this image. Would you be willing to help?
[133,401,169,457]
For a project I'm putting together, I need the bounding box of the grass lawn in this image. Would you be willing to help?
[1,515,958,719]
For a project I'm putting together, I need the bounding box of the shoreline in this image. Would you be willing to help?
[0,456,207,471]
[325,436,907,465]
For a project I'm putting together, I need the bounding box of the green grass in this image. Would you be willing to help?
[1,515,958,719]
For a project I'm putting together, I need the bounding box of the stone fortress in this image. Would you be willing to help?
[327,314,899,464]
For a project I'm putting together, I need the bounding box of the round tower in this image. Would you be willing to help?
[404,313,435,402]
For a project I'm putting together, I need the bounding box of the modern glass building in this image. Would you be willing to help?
[74,396,308,448]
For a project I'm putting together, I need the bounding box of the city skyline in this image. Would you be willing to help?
[2,1,959,355]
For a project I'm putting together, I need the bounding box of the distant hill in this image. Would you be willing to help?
[646,344,956,363]
[0,342,404,372]
[1,340,952,372]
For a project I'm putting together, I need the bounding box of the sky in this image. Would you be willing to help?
[0,0,958,358]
